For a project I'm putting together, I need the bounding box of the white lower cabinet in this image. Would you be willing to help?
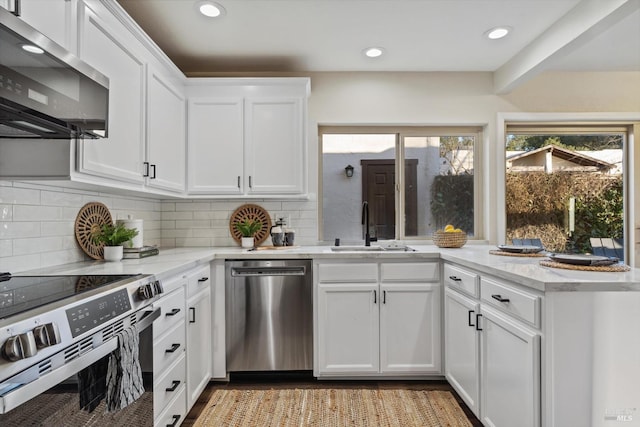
[444,263,541,427]
[316,261,440,377]
[480,306,540,427]
[444,287,480,417]
[152,282,187,427]
[185,266,212,410]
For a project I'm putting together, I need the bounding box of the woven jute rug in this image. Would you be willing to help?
[193,387,472,427]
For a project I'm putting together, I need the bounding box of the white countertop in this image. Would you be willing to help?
[21,245,640,292]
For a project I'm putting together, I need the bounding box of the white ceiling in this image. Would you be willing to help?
[116,0,640,91]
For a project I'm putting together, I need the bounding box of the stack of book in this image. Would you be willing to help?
[123,246,159,259]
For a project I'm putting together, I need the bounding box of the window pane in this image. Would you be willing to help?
[322,134,396,242]
[404,135,475,237]
[505,132,624,258]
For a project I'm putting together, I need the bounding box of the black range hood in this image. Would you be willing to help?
[0,7,109,139]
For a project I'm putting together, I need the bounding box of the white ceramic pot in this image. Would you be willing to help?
[103,245,123,262]
[241,237,254,248]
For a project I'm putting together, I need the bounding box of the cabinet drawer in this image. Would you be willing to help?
[380,262,439,282]
[317,263,378,282]
[154,321,186,375]
[481,277,540,327]
[443,264,479,298]
[187,265,211,298]
[155,386,186,427]
[154,287,186,341]
[154,355,186,420]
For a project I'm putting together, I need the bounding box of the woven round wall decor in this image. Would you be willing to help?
[229,204,272,245]
[75,202,113,260]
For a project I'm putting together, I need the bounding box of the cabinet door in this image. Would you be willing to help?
[317,283,379,375]
[17,0,75,51]
[444,287,480,417]
[380,282,441,374]
[480,306,540,427]
[146,69,185,193]
[187,98,244,194]
[244,97,304,195]
[77,3,145,184]
[186,286,211,409]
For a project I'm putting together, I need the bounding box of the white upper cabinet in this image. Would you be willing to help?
[187,98,244,194]
[244,97,304,195]
[146,68,186,193]
[77,1,145,185]
[8,0,76,51]
[186,78,310,198]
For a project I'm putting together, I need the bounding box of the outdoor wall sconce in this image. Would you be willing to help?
[345,165,354,178]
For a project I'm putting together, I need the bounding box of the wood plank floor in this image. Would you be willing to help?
[183,377,482,426]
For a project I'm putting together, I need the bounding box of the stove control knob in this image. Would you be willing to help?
[137,283,156,300]
[33,323,61,349]
[2,331,37,362]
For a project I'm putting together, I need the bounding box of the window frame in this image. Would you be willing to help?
[496,112,640,267]
[319,125,483,242]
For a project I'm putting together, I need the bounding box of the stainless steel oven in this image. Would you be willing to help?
[0,273,163,425]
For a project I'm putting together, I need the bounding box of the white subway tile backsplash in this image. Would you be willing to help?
[41,221,75,237]
[0,187,40,205]
[161,211,194,220]
[41,191,84,207]
[0,221,40,239]
[14,205,63,221]
[0,253,41,273]
[0,205,12,221]
[13,237,63,255]
[0,239,12,257]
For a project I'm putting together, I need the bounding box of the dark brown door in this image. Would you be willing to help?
[361,159,418,239]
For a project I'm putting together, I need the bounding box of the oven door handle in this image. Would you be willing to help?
[0,306,161,414]
[136,307,161,332]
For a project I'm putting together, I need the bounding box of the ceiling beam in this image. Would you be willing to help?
[493,0,640,94]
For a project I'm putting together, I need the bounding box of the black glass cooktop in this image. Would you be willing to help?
[0,273,141,320]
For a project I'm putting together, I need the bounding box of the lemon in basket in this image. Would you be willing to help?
[444,224,455,232]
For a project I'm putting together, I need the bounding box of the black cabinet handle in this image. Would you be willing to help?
[198,277,209,283]
[143,161,150,177]
[11,0,21,16]
[373,290,377,304]
[383,290,386,304]
[189,307,196,323]
[150,164,156,179]
[165,380,180,392]
[475,313,483,331]
[492,294,510,303]
[249,176,253,188]
[449,275,462,282]
[468,310,475,327]
[166,415,181,427]
[165,343,180,353]
[165,308,180,317]
[237,176,241,188]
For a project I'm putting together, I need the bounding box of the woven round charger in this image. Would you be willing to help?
[75,202,113,260]
[539,259,630,272]
[229,204,272,245]
[489,250,546,258]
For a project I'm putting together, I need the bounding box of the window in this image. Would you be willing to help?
[505,124,627,259]
[320,126,481,242]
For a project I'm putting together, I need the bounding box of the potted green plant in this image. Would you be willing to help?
[235,219,262,248]
[92,222,139,261]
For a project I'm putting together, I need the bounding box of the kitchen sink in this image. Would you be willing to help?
[330,245,415,252]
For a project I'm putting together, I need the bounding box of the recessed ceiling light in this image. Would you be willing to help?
[197,1,225,18]
[22,44,44,54]
[486,26,511,40]
[363,47,384,58]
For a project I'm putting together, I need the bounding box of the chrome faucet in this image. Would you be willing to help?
[362,201,371,246]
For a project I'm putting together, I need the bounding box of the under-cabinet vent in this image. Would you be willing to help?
[38,359,52,376]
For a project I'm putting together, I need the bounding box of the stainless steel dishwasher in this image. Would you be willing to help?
[225,260,312,372]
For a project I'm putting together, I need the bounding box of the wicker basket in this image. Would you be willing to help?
[432,230,467,248]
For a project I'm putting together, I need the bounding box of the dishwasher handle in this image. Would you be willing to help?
[231,266,307,277]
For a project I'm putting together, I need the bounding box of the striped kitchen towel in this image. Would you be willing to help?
[105,326,145,412]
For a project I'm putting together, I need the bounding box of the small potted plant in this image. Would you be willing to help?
[92,222,139,261]
[235,219,262,248]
